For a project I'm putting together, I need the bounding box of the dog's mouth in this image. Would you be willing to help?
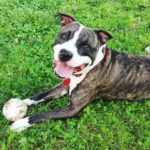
[54,60,88,78]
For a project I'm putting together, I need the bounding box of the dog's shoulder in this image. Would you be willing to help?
[110,49,128,64]
[111,49,128,58]
[110,49,150,70]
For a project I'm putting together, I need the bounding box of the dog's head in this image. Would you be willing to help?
[53,13,112,78]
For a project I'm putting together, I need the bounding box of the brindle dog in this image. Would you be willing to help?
[10,14,150,131]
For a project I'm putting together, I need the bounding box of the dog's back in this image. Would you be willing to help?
[78,49,150,101]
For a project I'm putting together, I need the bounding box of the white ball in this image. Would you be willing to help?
[145,47,150,54]
[3,98,28,122]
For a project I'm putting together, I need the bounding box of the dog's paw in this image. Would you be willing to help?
[23,98,45,106]
[10,117,31,132]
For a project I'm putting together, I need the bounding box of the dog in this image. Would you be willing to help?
[10,13,150,131]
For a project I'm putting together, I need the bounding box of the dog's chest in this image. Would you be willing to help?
[68,75,85,95]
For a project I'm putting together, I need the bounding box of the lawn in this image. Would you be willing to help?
[0,0,150,149]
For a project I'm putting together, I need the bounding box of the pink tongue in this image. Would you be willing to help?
[55,61,73,78]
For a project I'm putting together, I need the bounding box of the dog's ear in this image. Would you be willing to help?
[59,13,75,27]
[94,30,113,44]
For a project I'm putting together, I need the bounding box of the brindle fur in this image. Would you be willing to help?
[74,49,150,101]
[11,15,150,128]
[28,48,150,124]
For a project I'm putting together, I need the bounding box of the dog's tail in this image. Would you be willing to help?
[145,47,150,54]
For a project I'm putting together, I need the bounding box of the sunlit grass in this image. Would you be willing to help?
[0,0,150,149]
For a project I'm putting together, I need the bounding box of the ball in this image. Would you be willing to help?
[3,98,28,122]
[145,47,150,54]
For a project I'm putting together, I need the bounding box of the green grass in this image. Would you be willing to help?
[0,0,150,149]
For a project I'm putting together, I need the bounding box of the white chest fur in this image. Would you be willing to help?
[69,44,106,95]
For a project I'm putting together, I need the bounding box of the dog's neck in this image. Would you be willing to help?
[68,44,107,95]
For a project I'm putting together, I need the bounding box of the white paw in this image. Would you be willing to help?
[10,117,31,132]
[23,98,45,106]
[23,98,35,106]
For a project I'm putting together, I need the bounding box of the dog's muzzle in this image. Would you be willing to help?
[59,49,73,62]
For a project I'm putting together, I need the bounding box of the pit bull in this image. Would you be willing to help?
[10,13,150,131]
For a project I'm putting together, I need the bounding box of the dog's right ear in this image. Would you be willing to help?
[94,30,113,44]
[58,13,75,27]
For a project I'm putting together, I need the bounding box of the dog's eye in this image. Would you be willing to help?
[61,33,67,40]
[61,31,71,41]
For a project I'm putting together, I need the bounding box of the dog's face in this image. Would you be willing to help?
[53,14,112,78]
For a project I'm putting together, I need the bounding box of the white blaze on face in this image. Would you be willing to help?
[53,23,106,94]
[53,25,92,67]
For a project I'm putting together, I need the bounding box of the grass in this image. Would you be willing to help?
[0,0,150,149]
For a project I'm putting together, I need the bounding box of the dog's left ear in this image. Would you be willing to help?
[59,13,75,27]
[94,30,113,44]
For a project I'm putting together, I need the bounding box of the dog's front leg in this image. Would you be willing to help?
[10,104,79,131]
[10,93,90,131]
[23,83,68,106]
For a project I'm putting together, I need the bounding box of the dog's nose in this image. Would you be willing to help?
[59,49,73,62]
